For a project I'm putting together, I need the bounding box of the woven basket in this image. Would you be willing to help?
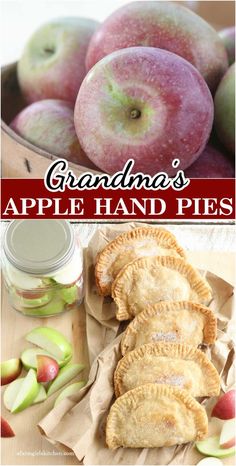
[1,62,99,178]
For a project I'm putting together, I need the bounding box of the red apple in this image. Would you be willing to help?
[1,358,22,385]
[214,64,235,155]
[36,355,59,383]
[219,27,235,65]
[1,417,15,438]
[212,390,236,420]
[86,1,228,92]
[185,144,234,178]
[11,100,96,168]
[75,47,213,176]
[18,17,99,103]
[220,419,236,449]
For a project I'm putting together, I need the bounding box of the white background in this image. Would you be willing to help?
[0,0,133,65]
[0,0,200,65]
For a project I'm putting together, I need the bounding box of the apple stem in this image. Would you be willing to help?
[130,109,141,119]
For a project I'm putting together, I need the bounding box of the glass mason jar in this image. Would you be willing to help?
[2,220,83,317]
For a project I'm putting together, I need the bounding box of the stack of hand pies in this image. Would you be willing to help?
[95,227,220,450]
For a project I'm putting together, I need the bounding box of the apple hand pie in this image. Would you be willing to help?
[111,255,212,321]
[106,383,208,449]
[121,301,217,355]
[114,342,220,398]
[95,227,186,296]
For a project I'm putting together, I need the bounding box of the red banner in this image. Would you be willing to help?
[1,178,235,220]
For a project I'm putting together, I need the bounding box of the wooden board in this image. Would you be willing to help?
[1,250,235,465]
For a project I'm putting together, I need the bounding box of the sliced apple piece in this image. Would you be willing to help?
[36,355,59,383]
[219,418,236,449]
[26,327,72,360]
[197,458,223,465]
[212,390,236,420]
[60,285,78,305]
[54,381,86,406]
[4,378,46,410]
[4,379,24,411]
[196,435,235,458]
[47,363,84,396]
[21,348,71,370]
[11,369,39,413]
[33,384,47,404]
[1,358,22,385]
[23,296,65,316]
[1,417,15,437]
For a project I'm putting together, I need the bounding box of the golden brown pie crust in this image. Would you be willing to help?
[95,227,186,296]
[106,383,208,449]
[121,301,217,355]
[114,342,220,397]
[112,256,212,321]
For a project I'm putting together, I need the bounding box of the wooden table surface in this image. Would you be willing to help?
[1,224,235,465]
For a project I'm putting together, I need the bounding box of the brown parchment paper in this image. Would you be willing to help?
[38,224,235,465]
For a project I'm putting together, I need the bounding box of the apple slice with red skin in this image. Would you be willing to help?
[1,358,22,385]
[36,355,59,383]
[196,435,235,458]
[47,363,84,396]
[212,390,236,420]
[16,288,49,299]
[219,418,236,449]
[1,417,15,438]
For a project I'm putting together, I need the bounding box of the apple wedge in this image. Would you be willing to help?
[37,355,59,383]
[60,285,78,305]
[1,417,15,438]
[47,363,84,396]
[1,358,22,385]
[11,369,39,413]
[4,378,46,411]
[21,348,71,370]
[54,381,86,406]
[26,327,72,360]
[212,390,236,420]
[196,435,235,458]
[33,384,47,404]
[219,418,236,449]
[197,458,223,465]
[23,296,64,316]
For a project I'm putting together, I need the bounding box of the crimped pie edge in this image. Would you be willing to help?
[114,342,220,397]
[111,256,213,321]
[120,300,217,355]
[95,226,186,296]
[106,383,208,449]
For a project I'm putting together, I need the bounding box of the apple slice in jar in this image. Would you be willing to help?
[49,248,83,286]
[21,348,71,370]
[60,284,78,305]
[5,263,44,290]
[22,296,65,316]
[26,327,72,361]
